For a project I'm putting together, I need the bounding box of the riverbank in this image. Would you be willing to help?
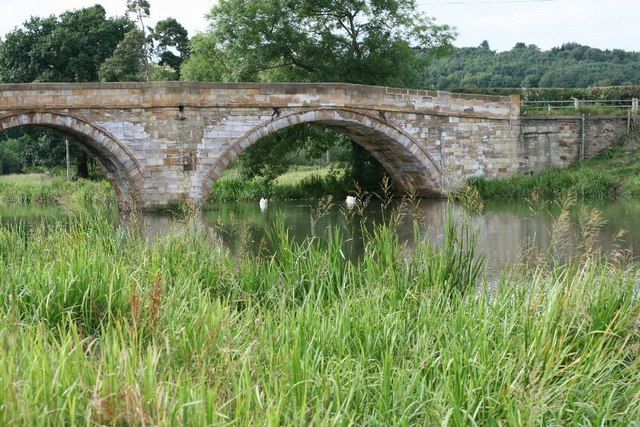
[0,174,115,207]
[207,165,353,202]
[4,134,640,208]
[469,135,640,201]
[0,203,638,424]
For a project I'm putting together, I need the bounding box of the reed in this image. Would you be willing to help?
[0,204,638,424]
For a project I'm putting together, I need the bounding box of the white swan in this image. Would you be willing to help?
[259,197,268,211]
[345,195,357,208]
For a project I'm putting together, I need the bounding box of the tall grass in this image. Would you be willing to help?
[0,201,638,424]
[0,174,115,208]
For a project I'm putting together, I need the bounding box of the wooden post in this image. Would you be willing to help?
[580,114,586,160]
[65,139,71,180]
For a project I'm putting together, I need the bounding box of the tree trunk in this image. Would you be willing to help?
[76,151,89,179]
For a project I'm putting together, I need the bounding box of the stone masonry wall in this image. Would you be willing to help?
[518,116,629,173]
[3,83,630,210]
[0,82,520,209]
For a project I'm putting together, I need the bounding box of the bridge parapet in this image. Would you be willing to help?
[0,82,517,121]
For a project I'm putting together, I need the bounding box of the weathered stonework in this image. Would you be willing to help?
[0,82,626,210]
[518,116,629,173]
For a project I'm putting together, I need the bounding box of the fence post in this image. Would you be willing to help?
[581,114,586,160]
[574,98,580,110]
[632,98,639,114]
[65,139,71,180]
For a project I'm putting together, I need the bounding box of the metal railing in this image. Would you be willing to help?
[522,98,639,116]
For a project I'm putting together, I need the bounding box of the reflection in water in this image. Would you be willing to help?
[136,199,637,276]
[2,199,638,276]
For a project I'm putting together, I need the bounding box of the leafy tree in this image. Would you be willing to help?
[183,0,455,85]
[236,126,345,181]
[151,18,189,78]
[0,129,88,176]
[99,29,146,82]
[126,0,152,80]
[0,5,132,83]
[181,34,229,82]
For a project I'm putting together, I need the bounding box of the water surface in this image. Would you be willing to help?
[2,199,639,275]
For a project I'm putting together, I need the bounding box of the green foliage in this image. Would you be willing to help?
[182,0,455,85]
[151,18,189,78]
[126,0,151,17]
[99,29,146,82]
[0,209,639,423]
[235,125,346,181]
[0,129,94,176]
[0,5,133,83]
[423,42,640,91]
[180,34,226,81]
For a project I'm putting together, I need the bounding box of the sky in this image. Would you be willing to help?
[0,0,638,52]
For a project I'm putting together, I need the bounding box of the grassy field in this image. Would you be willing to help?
[0,173,115,208]
[0,199,639,424]
[469,135,640,201]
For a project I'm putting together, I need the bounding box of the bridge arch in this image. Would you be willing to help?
[199,108,442,204]
[0,111,144,209]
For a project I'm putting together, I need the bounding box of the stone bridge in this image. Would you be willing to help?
[0,82,623,210]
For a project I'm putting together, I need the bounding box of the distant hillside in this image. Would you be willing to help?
[422,42,640,90]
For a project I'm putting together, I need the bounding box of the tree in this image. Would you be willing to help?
[126,0,152,81]
[151,18,189,78]
[99,29,146,82]
[183,0,455,86]
[182,0,455,187]
[0,5,133,177]
[0,5,132,83]
[421,42,640,91]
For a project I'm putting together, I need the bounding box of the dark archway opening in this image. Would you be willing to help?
[208,123,392,202]
[1,127,103,179]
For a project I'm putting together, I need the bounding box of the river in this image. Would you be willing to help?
[2,198,639,275]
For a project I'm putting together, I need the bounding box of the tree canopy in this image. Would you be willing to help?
[152,18,190,78]
[0,5,133,83]
[98,29,146,82]
[422,42,640,90]
[182,0,456,87]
